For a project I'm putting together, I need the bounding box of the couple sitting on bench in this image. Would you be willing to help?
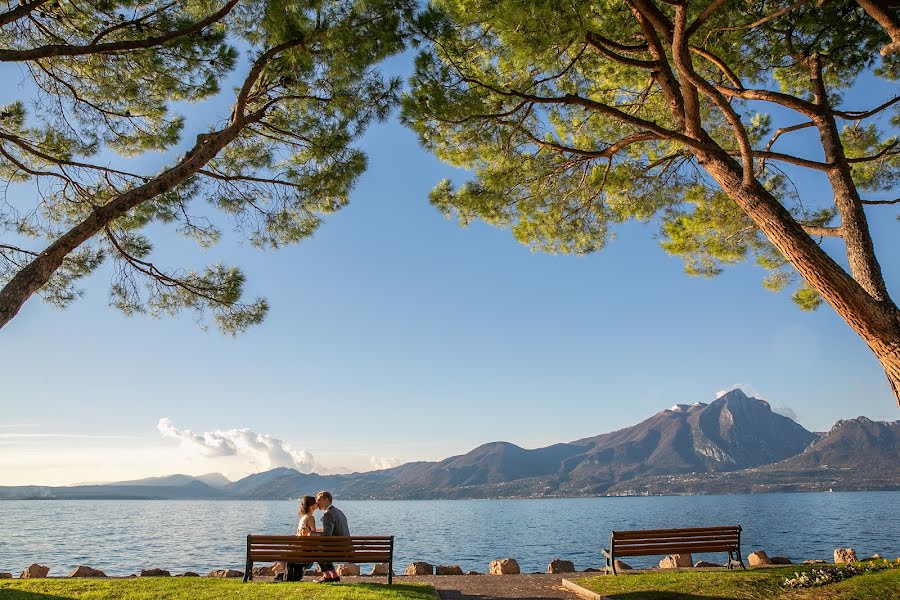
[244,490,394,585]
[282,490,350,583]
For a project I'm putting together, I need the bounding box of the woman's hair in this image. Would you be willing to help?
[299,495,317,515]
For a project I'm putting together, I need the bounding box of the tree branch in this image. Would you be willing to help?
[0,0,239,62]
[856,0,900,56]
[832,95,900,120]
[802,224,843,237]
[861,198,900,206]
[0,0,53,28]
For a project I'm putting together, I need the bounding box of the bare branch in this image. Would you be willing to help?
[686,0,727,37]
[750,150,831,171]
[832,96,900,120]
[708,1,808,36]
[846,140,899,163]
[861,198,900,206]
[585,32,656,68]
[802,224,843,237]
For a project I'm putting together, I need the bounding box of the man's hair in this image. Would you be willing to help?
[316,491,333,502]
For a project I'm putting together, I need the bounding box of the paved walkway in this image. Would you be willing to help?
[348,574,586,600]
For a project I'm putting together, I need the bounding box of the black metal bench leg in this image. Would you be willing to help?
[244,535,252,582]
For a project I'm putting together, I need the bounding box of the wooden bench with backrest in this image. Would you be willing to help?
[243,535,394,584]
[602,525,745,575]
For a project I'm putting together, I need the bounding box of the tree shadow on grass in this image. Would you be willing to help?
[596,594,739,600]
[439,593,565,600]
[0,591,71,600]
[438,592,736,600]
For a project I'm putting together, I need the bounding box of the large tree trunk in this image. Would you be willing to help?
[881,347,900,402]
[699,151,900,407]
[856,0,900,56]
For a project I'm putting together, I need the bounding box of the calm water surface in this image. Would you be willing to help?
[0,492,898,575]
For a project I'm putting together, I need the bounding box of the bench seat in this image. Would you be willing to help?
[602,525,744,574]
[244,535,394,583]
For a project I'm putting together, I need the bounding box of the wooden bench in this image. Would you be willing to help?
[602,525,744,574]
[243,535,395,584]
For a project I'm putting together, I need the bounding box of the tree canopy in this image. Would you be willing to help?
[402,0,900,403]
[0,0,410,332]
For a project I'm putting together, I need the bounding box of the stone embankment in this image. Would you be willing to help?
[3,547,889,580]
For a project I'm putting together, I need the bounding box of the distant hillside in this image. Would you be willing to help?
[3,391,897,500]
[217,390,836,499]
[609,417,900,495]
[113,473,232,489]
[0,480,225,500]
[770,417,899,470]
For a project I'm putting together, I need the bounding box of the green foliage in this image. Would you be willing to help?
[403,0,897,310]
[0,0,411,332]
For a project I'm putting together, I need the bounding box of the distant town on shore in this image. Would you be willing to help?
[3,390,898,501]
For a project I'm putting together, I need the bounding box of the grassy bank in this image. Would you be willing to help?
[574,566,900,599]
[0,578,438,600]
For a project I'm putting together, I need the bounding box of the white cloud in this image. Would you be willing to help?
[157,418,318,473]
[368,456,402,471]
[714,384,799,422]
[770,403,799,421]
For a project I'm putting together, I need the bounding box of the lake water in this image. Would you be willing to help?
[0,492,898,576]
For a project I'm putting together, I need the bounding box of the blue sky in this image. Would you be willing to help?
[0,48,898,486]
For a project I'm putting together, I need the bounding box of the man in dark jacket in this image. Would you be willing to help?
[316,490,350,582]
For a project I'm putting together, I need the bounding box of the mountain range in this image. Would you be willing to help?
[3,389,898,500]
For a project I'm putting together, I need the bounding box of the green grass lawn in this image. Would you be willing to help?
[0,578,438,600]
[574,566,900,599]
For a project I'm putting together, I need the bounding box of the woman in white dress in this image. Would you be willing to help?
[284,495,318,581]
[297,495,318,536]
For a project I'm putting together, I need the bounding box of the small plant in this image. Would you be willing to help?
[783,559,900,589]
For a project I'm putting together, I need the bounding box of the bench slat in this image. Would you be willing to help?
[250,535,391,544]
[615,544,738,557]
[251,553,391,561]
[614,535,739,546]
[249,542,392,549]
[613,527,739,539]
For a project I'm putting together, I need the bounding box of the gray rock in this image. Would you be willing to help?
[548,559,575,574]
[659,554,692,569]
[834,548,858,564]
[338,564,361,577]
[207,569,243,578]
[465,570,481,575]
[435,565,464,575]
[406,562,434,576]
[68,566,106,578]
[178,572,200,577]
[140,568,171,577]
[607,560,632,572]
[0,573,13,579]
[20,564,49,579]
[770,556,792,565]
[803,560,827,565]
[489,558,520,575]
[693,561,721,568]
